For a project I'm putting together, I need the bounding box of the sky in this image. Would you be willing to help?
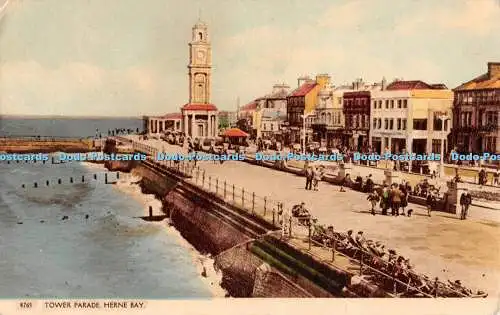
[0,0,499,117]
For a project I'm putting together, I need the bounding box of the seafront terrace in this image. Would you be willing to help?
[115,135,499,297]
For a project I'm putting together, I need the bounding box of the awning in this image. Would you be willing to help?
[222,128,249,137]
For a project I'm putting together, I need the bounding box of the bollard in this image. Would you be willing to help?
[70,177,73,183]
[252,192,255,213]
[149,206,153,217]
[82,175,85,183]
[46,180,49,186]
[93,174,97,180]
[58,179,62,184]
[224,181,227,199]
[263,197,267,216]
[105,173,108,184]
[116,172,120,179]
[34,182,38,188]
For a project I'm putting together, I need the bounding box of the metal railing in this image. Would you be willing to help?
[129,139,484,298]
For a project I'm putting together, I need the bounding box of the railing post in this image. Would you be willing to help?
[272,208,275,225]
[209,176,211,191]
[263,197,267,216]
[202,171,206,187]
[252,192,255,213]
[224,181,227,199]
[242,188,245,207]
[434,277,439,298]
[332,237,336,262]
[308,223,311,250]
[288,215,292,237]
[216,178,219,195]
[232,184,235,201]
[360,251,364,275]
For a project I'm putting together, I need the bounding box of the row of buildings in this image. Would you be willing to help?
[143,20,498,155]
[237,62,499,155]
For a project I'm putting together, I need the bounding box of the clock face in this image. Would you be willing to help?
[196,50,206,62]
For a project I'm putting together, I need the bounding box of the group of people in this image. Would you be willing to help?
[309,225,484,297]
[366,181,412,216]
[304,164,325,191]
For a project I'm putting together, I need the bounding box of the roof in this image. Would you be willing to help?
[386,80,447,90]
[289,82,318,97]
[181,103,218,111]
[222,128,249,137]
[162,113,182,120]
[241,101,257,111]
[454,73,500,91]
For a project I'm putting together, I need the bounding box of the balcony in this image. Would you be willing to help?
[479,124,498,132]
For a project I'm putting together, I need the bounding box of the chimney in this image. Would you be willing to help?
[297,75,311,88]
[381,77,387,90]
[488,62,500,78]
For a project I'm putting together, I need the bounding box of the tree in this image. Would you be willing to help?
[236,118,250,133]
[219,116,230,130]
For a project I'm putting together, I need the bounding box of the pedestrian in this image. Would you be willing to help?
[479,169,486,186]
[426,192,435,217]
[391,184,402,216]
[493,169,499,186]
[380,185,389,215]
[364,174,374,193]
[459,189,472,220]
[313,166,323,191]
[305,166,313,190]
[399,184,408,216]
[340,174,350,192]
[367,191,379,215]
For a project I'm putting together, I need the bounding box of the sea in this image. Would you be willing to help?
[0,116,144,138]
[0,117,224,298]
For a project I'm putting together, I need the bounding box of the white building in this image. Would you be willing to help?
[370,80,453,156]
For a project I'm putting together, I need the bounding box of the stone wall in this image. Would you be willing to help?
[252,263,313,297]
[0,139,94,153]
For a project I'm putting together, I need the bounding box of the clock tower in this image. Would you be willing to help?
[188,19,211,104]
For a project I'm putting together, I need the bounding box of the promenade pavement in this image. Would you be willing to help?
[123,136,500,295]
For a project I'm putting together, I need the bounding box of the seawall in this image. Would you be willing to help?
[112,160,358,298]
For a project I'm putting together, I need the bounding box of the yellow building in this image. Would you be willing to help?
[285,74,330,145]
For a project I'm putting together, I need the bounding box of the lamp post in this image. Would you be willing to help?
[301,113,312,155]
[438,114,450,179]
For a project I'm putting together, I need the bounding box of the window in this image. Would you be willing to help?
[402,119,407,130]
[379,100,383,108]
[263,123,267,130]
[270,124,274,131]
[403,100,408,108]
[413,119,427,130]
[385,100,389,109]
[397,118,401,130]
[390,100,394,109]
[378,118,382,129]
[384,118,389,129]
[432,139,441,154]
[373,118,377,129]
[397,100,402,108]
[389,119,394,130]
